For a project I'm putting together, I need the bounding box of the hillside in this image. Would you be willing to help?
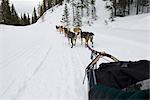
[0,1,150,100]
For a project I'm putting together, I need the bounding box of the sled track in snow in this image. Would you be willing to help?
[13,44,53,99]
[0,45,42,70]
[0,79,16,98]
[32,46,52,76]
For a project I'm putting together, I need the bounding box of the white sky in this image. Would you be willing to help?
[9,0,43,16]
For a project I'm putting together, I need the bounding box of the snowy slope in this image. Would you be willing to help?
[0,1,150,100]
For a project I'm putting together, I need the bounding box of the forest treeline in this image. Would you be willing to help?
[0,0,149,26]
[0,0,64,26]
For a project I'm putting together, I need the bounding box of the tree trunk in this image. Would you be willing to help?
[128,0,130,15]
[136,0,139,15]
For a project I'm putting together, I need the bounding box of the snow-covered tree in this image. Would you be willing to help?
[75,2,82,27]
[10,4,20,25]
[91,0,97,20]
[32,8,38,23]
[61,3,70,27]
[85,0,90,17]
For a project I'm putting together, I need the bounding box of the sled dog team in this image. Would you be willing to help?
[56,25,94,48]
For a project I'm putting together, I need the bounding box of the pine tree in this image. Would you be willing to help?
[11,4,19,25]
[112,0,117,16]
[85,0,90,17]
[43,0,47,12]
[0,0,22,25]
[71,1,76,26]
[118,0,128,16]
[51,0,55,11]
[1,0,12,24]
[91,0,97,20]
[136,0,140,15]
[48,0,52,9]
[23,13,28,25]
[27,13,30,24]
[61,3,70,27]
[0,1,4,23]
[32,7,38,23]
[20,13,24,25]
[58,0,63,5]
[80,0,84,17]
[140,0,149,13]
[66,0,70,3]
[127,0,130,15]
[31,16,34,24]
[40,5,44,16]
[75,2,82,27]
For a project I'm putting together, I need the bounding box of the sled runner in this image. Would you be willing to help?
[83,45,150,100]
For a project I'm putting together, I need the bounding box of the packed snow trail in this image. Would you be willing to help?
[0,4,150,100]
[0,17,90,100]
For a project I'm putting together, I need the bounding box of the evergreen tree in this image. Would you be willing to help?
[112,0,117,16]
[85,0,90,17]
[127,0,130,15]
[10,4,19,25]
[40,5,44,16]
[118,0,128,16]
[75,2,82,27]
[23,13,28,25]
[140,0,149,13]
[91,0,97,20]
[61,3,70,27]
[59,0,63,5]
[51,0,55,11]
[20,13,24,25]
[66,0,70,3]
[48,0,52,9]
[0,0,22,25]
[27,13,30,24]
[32,7,38,23]
[1,0,12,24]
[71,1,76,26]
[80,0,84,17]
[43,0,47,12]
[137,0,140,15]
[0,1,4,23]
[31,16,34,24]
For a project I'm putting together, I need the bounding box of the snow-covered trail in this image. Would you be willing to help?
[12,33,89,100]
[0,22,91,100]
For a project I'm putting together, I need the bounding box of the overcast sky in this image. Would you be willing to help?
[10,0,43,16]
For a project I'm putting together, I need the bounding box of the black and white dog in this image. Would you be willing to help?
[67,31,77,48]
[80,31,94,47]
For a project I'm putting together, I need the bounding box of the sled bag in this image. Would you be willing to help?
[95,60,150,89]
[89,84,149,100]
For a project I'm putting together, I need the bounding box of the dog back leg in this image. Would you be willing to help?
[68,38,70,45]
[85,38,89,47]
[81,38,83,45]
[90,36,94,47]
[71,38,73,48]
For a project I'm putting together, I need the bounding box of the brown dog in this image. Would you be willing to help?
[58,26,64,34]
[73,27,82,35]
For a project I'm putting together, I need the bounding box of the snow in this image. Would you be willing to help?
[0,1,150,100]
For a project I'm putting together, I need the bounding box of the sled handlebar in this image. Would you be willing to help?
[86,44,119,62]
[83,45,119,84]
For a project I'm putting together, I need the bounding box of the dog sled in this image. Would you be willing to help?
[83,45,150,100]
